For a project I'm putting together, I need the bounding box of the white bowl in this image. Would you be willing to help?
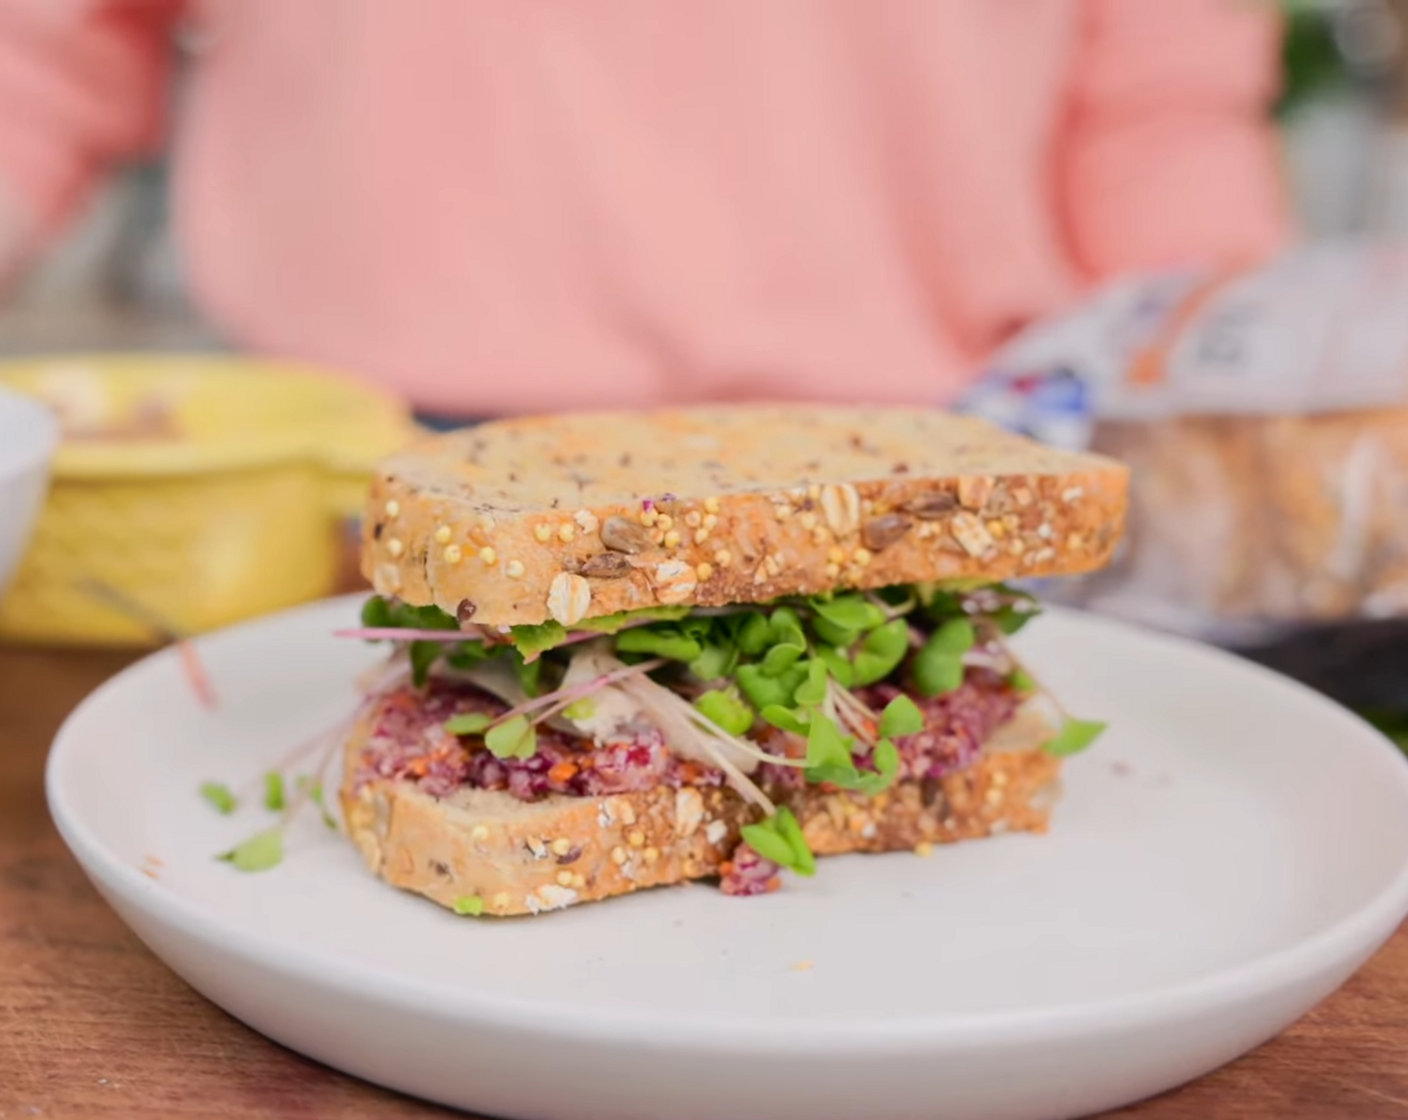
[0,385,60,597]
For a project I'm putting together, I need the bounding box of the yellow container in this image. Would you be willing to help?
[0,354,420,647]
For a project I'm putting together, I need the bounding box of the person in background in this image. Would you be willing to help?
[0,0,1290,418]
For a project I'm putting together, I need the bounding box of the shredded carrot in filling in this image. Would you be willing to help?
[548,761,579,783]
[678,762,706,784]
[406,744,463,778]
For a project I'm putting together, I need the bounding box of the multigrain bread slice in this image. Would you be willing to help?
[361,407,1128,628]
[340,705,1061,917]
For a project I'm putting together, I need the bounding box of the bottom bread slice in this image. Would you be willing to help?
[340,706,1061,917]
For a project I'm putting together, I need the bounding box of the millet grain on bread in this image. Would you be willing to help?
[361,407,1128,628]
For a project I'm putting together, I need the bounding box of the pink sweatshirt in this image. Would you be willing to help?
[0,0,1289,414]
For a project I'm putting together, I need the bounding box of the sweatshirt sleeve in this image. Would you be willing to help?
[0,0,181,237]
[1058,0,1293,280]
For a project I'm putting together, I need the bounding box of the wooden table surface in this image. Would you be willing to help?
[5,646,1408,1119]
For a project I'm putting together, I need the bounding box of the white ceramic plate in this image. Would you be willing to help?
[48,597,1408,1120]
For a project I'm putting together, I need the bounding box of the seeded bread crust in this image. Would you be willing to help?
[340,706,1061,917]
[360,407,1128,628]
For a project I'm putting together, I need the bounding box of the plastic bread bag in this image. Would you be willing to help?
[956,240,1408,648]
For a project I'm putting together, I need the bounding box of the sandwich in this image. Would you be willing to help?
[338,407,1127,916]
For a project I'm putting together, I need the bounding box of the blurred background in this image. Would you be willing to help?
[3,0,1408,738]
[0,0,1403,352]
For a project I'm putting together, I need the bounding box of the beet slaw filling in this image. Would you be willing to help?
[353,668,1019,803]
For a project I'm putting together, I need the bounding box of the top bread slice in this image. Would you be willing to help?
[361,406,1128,628]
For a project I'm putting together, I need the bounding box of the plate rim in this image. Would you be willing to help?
[46,594,1408,1054]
